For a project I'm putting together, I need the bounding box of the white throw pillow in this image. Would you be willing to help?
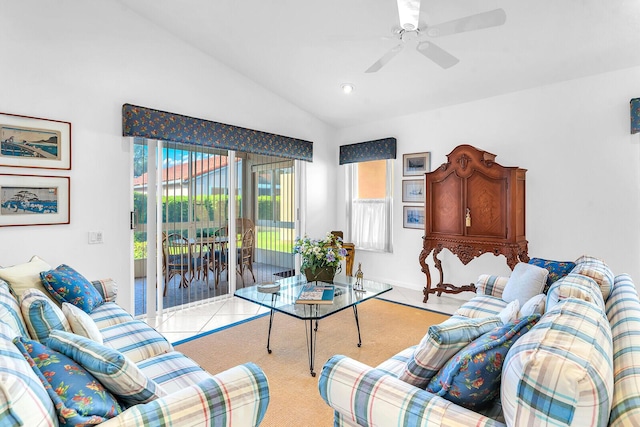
[502,263,548,307]
[499,300,520,324]
[0,256,52,299]
[520,294,546,316]
[62,302,103,344]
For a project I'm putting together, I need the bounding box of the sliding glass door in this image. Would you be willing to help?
[132,140,296,317]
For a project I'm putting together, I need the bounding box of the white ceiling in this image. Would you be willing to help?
[119,0,640,129]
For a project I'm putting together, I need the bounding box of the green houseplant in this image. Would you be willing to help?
[294,233,348,283]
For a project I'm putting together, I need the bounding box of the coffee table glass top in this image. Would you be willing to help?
[234,274,392,320]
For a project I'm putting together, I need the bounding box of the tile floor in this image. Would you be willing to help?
[143,284,473,345]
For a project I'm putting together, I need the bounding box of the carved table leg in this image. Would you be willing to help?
[432,246,445,296]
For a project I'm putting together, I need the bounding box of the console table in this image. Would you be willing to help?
[419,145,529,302]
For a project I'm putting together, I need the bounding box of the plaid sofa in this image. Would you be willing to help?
[0,278,269,426]
[318,270,640,426]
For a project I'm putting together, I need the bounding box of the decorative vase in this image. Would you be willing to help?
[304,266,336,284]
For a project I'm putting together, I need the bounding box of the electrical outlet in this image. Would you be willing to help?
[88,231,104,244]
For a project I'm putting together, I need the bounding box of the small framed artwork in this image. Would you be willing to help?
[0,174,70,226]
[402,179,424,203]
[403,205,425,229]
[403,152,430,176]
[0,112,71,170]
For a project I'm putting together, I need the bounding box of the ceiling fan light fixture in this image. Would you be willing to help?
[341,83,355,94]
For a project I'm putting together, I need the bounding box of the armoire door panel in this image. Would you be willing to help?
[429,173,463,236]
[465,173,507,238]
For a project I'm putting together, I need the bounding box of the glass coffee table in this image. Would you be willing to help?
[234,274,392,376]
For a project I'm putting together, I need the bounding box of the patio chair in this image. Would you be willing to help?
[237,227,256,287]
[162,233,191,296]
[162,233,210,295]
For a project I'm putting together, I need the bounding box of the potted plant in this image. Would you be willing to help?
[294,232,348,283]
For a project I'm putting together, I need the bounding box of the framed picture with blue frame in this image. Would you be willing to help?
[403,205,424,229]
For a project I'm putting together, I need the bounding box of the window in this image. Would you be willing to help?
[346,159,393,252]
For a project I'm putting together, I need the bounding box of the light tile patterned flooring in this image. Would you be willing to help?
[143,284,472,344]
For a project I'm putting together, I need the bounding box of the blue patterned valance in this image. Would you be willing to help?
[631,98,640,134]
[122,104,313,161]
[339,137,397,165]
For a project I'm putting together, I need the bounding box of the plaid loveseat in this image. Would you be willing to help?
[0,277,269,426]
[319,263,640,426]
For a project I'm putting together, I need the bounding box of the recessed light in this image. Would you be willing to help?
[341,83,355,94]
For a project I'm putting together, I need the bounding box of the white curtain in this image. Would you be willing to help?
[351,199,388,251]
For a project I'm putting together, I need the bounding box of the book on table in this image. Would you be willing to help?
[296,283,335,304]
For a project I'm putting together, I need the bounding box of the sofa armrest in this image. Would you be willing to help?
[91,279,118,302]
[319,355,504,427]
[101,363,269,426]
[475,274,509,298]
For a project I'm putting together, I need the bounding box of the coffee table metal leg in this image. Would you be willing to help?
[304,305,319,377]
[266,308,275,354]
[353,304,362,347]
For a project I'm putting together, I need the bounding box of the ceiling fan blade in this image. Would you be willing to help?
[365,43,404,73]
[426,8,506,37]
[416,41,459,69]
[396,0,421,30]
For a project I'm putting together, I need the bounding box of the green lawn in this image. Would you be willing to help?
[134,230,294,259]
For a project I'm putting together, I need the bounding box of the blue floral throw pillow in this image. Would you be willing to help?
[40,264,104,313]
[426,314,541,410]
[528,258,576,293]
[13,336,122,426]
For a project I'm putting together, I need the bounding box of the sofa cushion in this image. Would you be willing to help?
[40,264,104,313]
[426,314,540,410]
[61,303,103,344]
[46,330,166,408]
[502,262,548,307]
[546,273,606,313]
[606,274,640,427]
[90,279,118,303]
[453,294,508,318]
[474,274,510,298]
[571,255,615,302]
[0,280,29,339]
[528,258,576,293]
[89,302,134,329]
[20,288,71,342]
[0,256,52,299]
[502,298,614,427]
[0,322,56,427]
[137,351,212,394]
[399,315,503,389]
[100,320,172,363]
[13,336,122,426]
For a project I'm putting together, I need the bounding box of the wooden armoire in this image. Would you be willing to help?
[419,145,528,302]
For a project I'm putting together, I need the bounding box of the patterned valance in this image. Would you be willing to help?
[631,98,640,134]
[122,104,313,161]
[339,137,397,165]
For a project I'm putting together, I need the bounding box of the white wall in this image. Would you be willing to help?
[336,67,640,295]
[0,1,336,313]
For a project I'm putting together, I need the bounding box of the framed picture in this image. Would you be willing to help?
[402,179,424,203]
[0,112,71,170]
[403,205,424,229]
[403,152,430,176]
[0,174,70,226]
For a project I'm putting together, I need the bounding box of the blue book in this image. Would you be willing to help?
[296,284,335,304]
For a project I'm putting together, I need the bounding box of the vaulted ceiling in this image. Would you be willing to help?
[119,0,640,129]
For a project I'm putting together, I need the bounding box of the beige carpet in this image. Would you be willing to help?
[177,298,450,426]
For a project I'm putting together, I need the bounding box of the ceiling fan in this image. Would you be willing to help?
[365,0,506,73]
